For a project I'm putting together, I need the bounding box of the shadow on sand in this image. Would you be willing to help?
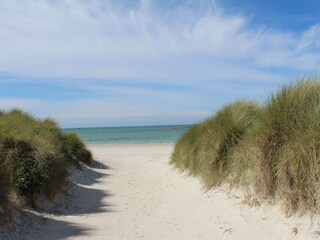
[56,182,113,216]
[0,159,113,240]
[54,159,114,215]
[90,159,111,170]
[11,211,92,240]
[75,160,111,186]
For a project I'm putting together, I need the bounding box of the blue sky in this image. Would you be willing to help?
[0,0,320,127]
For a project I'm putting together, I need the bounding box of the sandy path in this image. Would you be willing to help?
[1,144,319,239]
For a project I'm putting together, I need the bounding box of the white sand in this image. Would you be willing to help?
[1,144,320,239]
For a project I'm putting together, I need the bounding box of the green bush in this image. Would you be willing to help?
[1,139,48,197]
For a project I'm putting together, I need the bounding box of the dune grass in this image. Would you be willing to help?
[64,133,92,165]
[171,100,261,187]
[252,80,320,213]
[0,109,92,222]
[172,79,320,214]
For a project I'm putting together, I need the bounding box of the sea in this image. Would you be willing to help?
[63,125,192,144]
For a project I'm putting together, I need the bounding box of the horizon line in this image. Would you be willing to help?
[62,123,194,130]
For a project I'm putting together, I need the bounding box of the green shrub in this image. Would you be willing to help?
[0,135,53,207]
[7,139,48,197]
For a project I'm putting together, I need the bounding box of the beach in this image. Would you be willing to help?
[2,0,320,239]
[2,144,318,240]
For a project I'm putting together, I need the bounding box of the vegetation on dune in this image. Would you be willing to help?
[253,80,320,213]
[64,133,92,165]
[0,109,92,223]
[171,100,261,187]
[172,79,320,214]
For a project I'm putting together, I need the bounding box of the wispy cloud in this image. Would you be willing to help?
[0,0,319,126]
[1,0,318,80]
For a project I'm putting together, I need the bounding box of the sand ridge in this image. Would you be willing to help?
[1,144,319,239]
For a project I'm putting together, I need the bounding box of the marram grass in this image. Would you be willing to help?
[253,80,320,214]
[0,109,92,223]
[172,79,320,215]
[171,100,261,187]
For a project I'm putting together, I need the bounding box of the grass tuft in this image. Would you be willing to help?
[171,100,260,187]
[172,79,320,214]
[64,133,92,165]
[0,109,92,221]
[252,80,320,213]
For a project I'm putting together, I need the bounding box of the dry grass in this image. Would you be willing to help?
[252,80,320,214]
[0,109,92,222]
[171,100,260,187]
[172,79,320,215]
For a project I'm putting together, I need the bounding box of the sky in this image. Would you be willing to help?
[0,0,320,128]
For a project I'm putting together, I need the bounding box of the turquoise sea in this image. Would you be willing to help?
[63,125,192,144]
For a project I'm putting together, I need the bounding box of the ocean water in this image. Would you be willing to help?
[63,125,192,144]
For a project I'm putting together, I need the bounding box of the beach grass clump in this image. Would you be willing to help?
[250,80,320,213]
[0,109,92,220]
[0,110,67,207]
[171,100,260,187]
[172,79,320,214]
[170,123,205,174]
[64,133,92,165]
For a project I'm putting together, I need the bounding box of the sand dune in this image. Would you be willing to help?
[1,144,319,239]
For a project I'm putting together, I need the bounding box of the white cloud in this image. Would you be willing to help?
[0,0,319,84]
[0,98,42,111]
[298,24,320,50]
[0,97,210,127]
[1,0,320,126]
